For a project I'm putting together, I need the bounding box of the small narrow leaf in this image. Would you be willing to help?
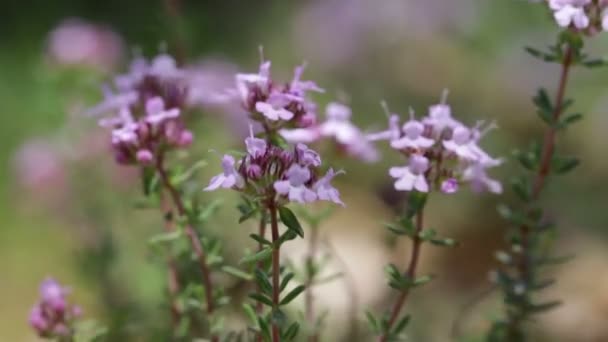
[249,293,273,306]
[278,207,304,238]
[283,322,300,340]
[148,231,182,245]
[254,269,273,295]
[279,285,306,305]
[239,248,273,265]
[280,272,295,292]
[552,156,580,174]
[221,266,253,281]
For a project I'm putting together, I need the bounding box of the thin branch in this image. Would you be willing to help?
[155,154,218,342]
[378,204,426,342]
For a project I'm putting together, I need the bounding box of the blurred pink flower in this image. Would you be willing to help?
[46,18,124,71]
[14,139,66,192]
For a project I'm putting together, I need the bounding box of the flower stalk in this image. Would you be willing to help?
[378,203,426,342]
[155,153,218,342]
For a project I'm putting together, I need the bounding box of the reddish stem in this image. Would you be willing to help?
[160,194,182,327]
[155,155,218,342]
[305,225,320,342]
[378,205,426,342]
[256,213,267,342]
[508,45,574,338]
[269,202,281,342]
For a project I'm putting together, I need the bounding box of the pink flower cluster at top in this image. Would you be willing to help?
[545,0,608,32]
[89,54,194,166]
[205,129,344,206]
[212,58,378,162]
[368,92,502,194]
[29,278,81,338]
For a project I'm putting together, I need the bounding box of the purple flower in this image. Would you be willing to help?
[290,64,325,96]
[29,306,48,333]
[274,165,317,203]
[255,101,295,121]
[391,118,435,150]
[295,143,321,167]
[314,168,345,206]
[204,155,244,191]
[30,278,80,338]
[136,149,154,165]
[423,102,461,138]
[442,125,478,161]
[389,154,430,192]
[245,130,268,158]
[462,162,502,194]
[46,18,124,71]
[279,127,321,143]
[236,61,271,103]
[372,92,502,194]
[367,114,401,142]
[145,97,180,126]
[40,278,68,312]
[441,178,459,194]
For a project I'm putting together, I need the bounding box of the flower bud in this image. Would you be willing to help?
[136,149,154,165]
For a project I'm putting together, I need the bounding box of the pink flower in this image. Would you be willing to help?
[389,154,430,192]
[274,165,317,204]
[391,119,435,150]
[204,155,244,191]
[314,168,345,206]
[46,18,123,71]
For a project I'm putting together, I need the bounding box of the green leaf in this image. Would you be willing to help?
[254,269,273,295]
[513,149,537,171]
[582,58,607,68]
[197,199,223,222]
[271,308,287,327]
[239,248,273,265]
[280,285,306,305]
[533,88,554,125]
[429,237,459,247]
[552,156,580,174]
[171,159,207,185]
[258,316,271,340]
[221,266,253,281]
[249,233,272,246]
[242,303,258,327]
[249,293,273,306]
[279,207,304,238]
[148,230,182,245]
[239,206,259,223]
[365,311,380,333]
[413,274,435,287]
[558,113,583,128]
[510,177,532,202]
[392,315,411,335]
[280,272,295,292]
[283,322,300,340]
[528,300,562,313]
[524,46,557,62]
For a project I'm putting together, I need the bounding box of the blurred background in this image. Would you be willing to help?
[2,0,608,341]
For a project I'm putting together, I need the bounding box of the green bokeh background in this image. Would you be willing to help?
[1,1,607,340]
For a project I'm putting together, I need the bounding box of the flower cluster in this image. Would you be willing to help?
[279,102,379,162]
[205,130,343,205]
[545,0,608,32]
[29,278,81,338]
[234,60,323,128]
[89,54,194,165]
[368,94,502,194]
